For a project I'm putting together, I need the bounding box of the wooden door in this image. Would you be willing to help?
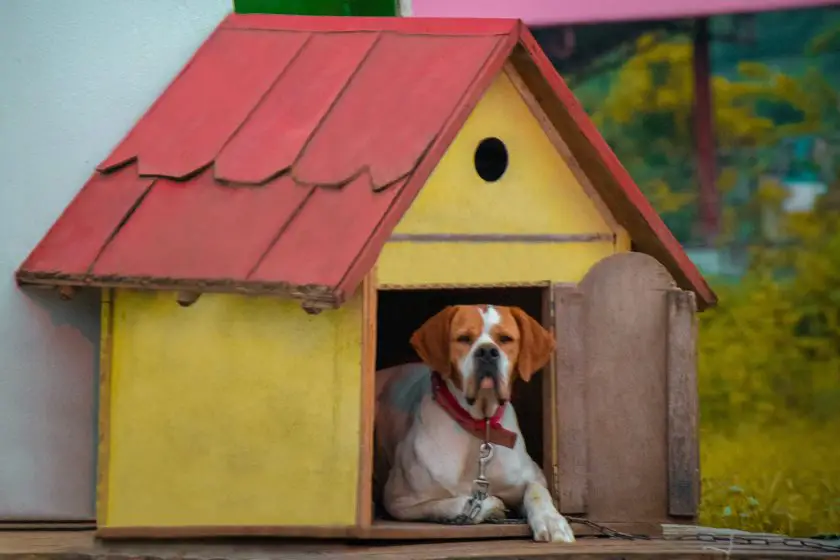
[552,253,700,528]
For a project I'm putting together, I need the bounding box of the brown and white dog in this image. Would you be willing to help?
[373,304,575,543]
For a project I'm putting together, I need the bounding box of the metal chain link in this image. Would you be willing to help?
[673,532,840,552]
[441,514,840,552]
[433,421,840,553]
[449,421,496,525]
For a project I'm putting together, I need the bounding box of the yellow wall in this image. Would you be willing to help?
[102,289,363,528]
[378,241,617,286]
[377,70,628,287]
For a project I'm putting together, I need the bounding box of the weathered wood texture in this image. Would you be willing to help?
[553,284,588,515]
[541,288,557,496]
[666,289,700,517]
[0,530,837,559]
[562,252,699,526]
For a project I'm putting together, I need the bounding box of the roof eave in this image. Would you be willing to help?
[14,270,342,313]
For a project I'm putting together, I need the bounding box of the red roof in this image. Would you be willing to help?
[16,14,716,310]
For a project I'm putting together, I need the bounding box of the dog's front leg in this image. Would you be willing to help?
[388,494,507,524]
[522,481,575,543]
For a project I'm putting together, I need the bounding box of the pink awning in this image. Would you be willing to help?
[411,0,838,26]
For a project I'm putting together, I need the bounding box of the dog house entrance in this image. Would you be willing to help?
[371,285,550,538]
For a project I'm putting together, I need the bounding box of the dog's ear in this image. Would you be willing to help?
[411,306,458,378]
[510,307,555,382]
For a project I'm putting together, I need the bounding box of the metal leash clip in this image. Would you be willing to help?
[453,420,495,524]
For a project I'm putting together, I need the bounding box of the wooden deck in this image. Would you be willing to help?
[0,526,838,559]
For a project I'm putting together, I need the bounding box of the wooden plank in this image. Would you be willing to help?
[3,528,838,558]
[97,525,358,539]
[292,33,504,189]
[362,521,530,540]
[388,233,614,243]
[95,289,114,527]
[14,273,339,310]
[553,284,587,515]
[541,286,557,497]
[0,521,94,531]
[578,253,676,524]
[356,272,379,529]
[666,289,700,518]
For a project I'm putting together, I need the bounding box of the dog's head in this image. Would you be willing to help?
[410,304,555,418]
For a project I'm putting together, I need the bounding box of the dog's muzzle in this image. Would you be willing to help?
[473,343,501,394]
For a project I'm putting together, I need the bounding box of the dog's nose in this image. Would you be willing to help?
[475,344,500,363]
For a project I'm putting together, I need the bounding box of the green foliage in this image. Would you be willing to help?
[584,33,835,245]
[700,421,840,536]
[697,208,840,535]
[698,210,840,430]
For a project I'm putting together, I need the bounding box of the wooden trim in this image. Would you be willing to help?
[503,62,622,235]
[96,525,359,539]
[361,520,530,540]
[666,289,700,518]
[388,233,614,243]
[553,284,588,515]
[356,271,378,529]
[15,273,340,311]
[361,520,662,540]
[378,281,552,291]
[540,286,557,498]
[95,520,662,540]
[0,520,95,530]
[95,288,115,527]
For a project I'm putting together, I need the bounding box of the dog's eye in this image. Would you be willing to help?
[498,334,514,344]
[456,334,472,344]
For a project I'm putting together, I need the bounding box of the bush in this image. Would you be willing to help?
[697,209,840,535]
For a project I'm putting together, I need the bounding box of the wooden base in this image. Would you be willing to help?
[95,519,663,541]
[0,520,95,531]
[0,530,837,559]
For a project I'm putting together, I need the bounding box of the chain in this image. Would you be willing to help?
[448,420,496,525]
[432,419,840,552]
[565,516,649,540]
[672,532,840,552]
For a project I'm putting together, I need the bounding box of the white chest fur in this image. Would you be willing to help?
[389,390,542,507]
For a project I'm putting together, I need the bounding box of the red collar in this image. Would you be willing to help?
[430,372,518,449]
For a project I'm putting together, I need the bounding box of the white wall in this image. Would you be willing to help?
[0,0,231,519]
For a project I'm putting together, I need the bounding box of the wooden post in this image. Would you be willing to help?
[553,284,587,515]
[666,289,700,518]
[693,17,719,245]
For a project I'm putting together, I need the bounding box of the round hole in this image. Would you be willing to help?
[474,137,508,182]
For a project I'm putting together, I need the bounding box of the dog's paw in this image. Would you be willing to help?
[529,510,575,543]
[476,496,507,523]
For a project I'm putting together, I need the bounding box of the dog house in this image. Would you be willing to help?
[16,14,716,540]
